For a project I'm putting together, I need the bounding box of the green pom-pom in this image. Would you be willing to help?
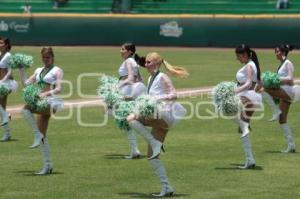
[23,84,40,106]
[0,83,10,97]
[134,95,159,118]
[114,101,136,131]
[8,53,33,69]
[212,81,240,116]
[262,71,281,89]
[97,75,122,107]
[35,99,49,112]
[273,97,280,104]
[23,84,48,111]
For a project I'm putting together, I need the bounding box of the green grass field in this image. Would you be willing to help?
[1,47,300,199]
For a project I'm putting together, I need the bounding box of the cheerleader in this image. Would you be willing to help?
[262,45,296,153]
[126,52,188,197]
[21,47,63,175]
[117,43,146,159]
[234,44,262,169]
[0,37,17,141]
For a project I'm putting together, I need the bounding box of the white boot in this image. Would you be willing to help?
[150,159,174,197]
[233,117,250,138]
[0,105,9,126]
[35,138,53,175]
[21,109,44,148]
[239,134,256,169]
[262,92,281,121]
[124,129,141,159]
[128,120,162,160]
[280,123,296,153]
[0,123,11,141]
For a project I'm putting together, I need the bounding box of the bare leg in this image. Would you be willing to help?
[127,114,163,160]
[37,114,51,137]
[265,88,291,102]
[262,91,281,121]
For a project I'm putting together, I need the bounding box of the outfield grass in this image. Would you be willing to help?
[8,46,300,104]
[1,97,300,199]
[1,47,300,199]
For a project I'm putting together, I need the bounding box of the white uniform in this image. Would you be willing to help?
[118,57,146,98]
[34,66,64,110]
[0,52,18,92]
[278,59,295,100]
[147,72,186,127]
[236,60,262,106]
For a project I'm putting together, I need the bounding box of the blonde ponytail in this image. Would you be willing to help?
[146,52,189,78]
[162,60,189,78]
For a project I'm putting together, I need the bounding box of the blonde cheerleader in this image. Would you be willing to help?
[127,52,188,197]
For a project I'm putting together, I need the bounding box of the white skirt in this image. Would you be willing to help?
[158,102,187,128]
[2,79,18,92]
[293,85,300,102]
[46,96,64,111]
[237,90,262,107]
[119,81,146,99]
[281,85,295,101]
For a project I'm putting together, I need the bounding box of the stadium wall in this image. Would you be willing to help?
[0,14,299,47]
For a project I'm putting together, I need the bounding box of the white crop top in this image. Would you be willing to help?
[35,66,62,85]
[118,57,139,77]
[0,52,11,69]
[236,60,258,84]
[147,72,176,100]
[278,59,294,80]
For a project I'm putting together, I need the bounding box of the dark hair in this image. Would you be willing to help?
[0,37,11,51]
[41,47,54,57]
[235,44,261,80]
[134,54,146,67]
[123,43,136,56]
[276,44,294,56]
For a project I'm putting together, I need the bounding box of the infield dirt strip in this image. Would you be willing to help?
[6,78,300,118]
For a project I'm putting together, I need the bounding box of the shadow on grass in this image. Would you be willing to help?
[118,192,189,198]
[0,138,18,142]
[16,170,64,176]
[265,150,282,153]
[104,154,146,160]
[215,163,263,170]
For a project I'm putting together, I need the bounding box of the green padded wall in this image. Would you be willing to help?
[0,14,299,47]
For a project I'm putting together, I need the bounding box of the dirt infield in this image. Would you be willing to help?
[7,78,300,118]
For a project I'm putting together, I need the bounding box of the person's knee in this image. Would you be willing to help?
[126,113,136,123]
[279,115,287,124]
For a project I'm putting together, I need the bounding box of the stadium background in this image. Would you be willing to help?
[1,0,300,47]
